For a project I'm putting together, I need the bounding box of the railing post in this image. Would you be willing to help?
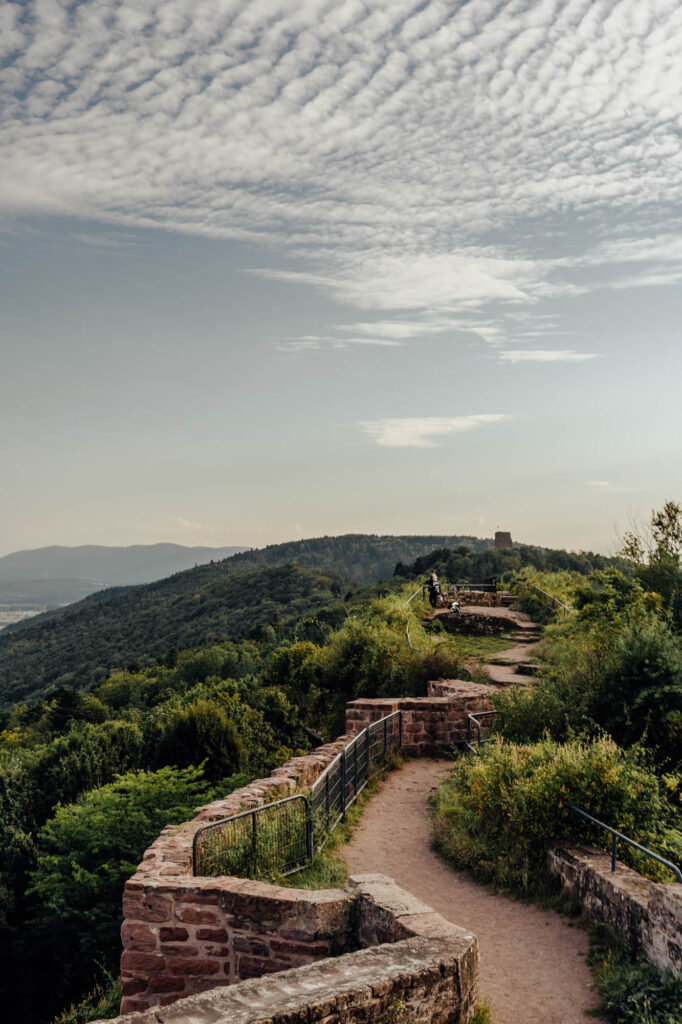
[383,716,387,753]
[398,710,403,748]
[365,727,371,778]
[340,750,346,821]
[251,811,257,856]
[466,716,471,746]
[612,833,617,873]
[305,799,313,865]
[325,772,330,818]
[353,741,358,796]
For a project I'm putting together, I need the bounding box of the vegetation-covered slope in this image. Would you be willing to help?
[0,532,494,705]
[0,563,351,705]
[395,540,624,583]
[0,584,462,1024]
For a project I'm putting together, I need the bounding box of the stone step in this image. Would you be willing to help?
[515,663,540,676]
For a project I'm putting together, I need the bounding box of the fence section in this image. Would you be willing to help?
[193,794,312,879]
[194,711,402,878]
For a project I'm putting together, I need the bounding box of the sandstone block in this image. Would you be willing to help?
[120,951,165,975]
[169,957,220,976]
[121,922,157,952]
[196,927,228,942]
[159,927,189,942]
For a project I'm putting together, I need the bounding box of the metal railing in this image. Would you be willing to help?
[465,710,497,754]
[529,585,570,615]
[569,805,682,883]
[193,710,402,878]
[193,794,312,879]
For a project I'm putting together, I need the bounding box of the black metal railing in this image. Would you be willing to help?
[193,710,402,878]
[529,585,570,616]
[193,794,312,879]
[568,805,682,882]
[465,710,497,754]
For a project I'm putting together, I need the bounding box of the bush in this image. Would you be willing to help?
[493,685,573,744]
[153,699,244,781]
[27,765,215,1019]
[432,737,676,893]
[536,602,682,765]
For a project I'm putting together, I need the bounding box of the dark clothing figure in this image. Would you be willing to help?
[425,570,441,608]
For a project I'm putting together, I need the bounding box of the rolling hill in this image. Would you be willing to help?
[0,533,489,705]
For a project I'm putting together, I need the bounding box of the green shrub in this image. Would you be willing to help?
[493,685,572,743]
[27,765,215,1019]
[588,925,682,1024]
[153,699,244,782]
[432,737,676,893]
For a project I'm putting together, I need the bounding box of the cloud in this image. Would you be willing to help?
[277,334,401,352]
[4,0,682,329]
[499,350,601,363]
[587,481,613,488]
[357,414,510,448]
[176,517,203,530]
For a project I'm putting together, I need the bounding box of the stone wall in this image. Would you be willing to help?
[449,592,502,607]
[548,845,682,974]
[119,681,489,1014]
[120,738,350,1013]
[101,875,479,1024]
[346,681,495,756]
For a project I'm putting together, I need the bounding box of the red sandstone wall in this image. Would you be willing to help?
[120,738,349,1013]
[120,682,493,1013]
[345,682,495,756]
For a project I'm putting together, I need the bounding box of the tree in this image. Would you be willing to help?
[619,502,682,632]
[27,766,213,1020]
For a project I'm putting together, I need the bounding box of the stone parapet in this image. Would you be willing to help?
[345,682,495,756]
[120,738,349,1013]
[98,875,478,1024]
[548,844,682,975]
[119,684,487,1014]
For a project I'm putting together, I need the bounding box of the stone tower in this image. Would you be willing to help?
[495,531,513,550]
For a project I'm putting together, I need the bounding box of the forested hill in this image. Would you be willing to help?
[0,531,603,707]
[207,533,491,582]
[395,542,624,581]
[0,563,351,706]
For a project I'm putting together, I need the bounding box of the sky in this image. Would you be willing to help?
[2,0,682,558]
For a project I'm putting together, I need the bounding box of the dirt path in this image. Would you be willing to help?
[342,759,603,1024]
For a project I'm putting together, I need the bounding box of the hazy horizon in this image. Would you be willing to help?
[3,1,681,558]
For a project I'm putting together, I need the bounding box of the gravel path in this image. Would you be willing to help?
[342,759,603,1024]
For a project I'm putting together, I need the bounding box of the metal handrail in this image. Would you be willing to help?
[193,710,402,877]
[569,805,682,883]
[466,710,497,754]
[192,793,312,878]
[530,585,570,613]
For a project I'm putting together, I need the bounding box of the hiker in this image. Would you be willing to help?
[425,569,441,608]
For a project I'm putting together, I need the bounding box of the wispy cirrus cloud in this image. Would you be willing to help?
[357,414,510,448]
[499,350,601,363]
[277,335,401,352]
[3,0,682,331]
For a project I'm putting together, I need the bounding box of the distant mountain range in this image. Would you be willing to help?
[0,543,249,610]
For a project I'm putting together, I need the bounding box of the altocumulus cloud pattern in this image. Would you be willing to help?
[3,0,682,327]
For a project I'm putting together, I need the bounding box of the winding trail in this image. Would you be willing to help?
[342,759,604,1024]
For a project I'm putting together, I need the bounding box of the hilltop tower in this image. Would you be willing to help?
[494,531,513,550]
